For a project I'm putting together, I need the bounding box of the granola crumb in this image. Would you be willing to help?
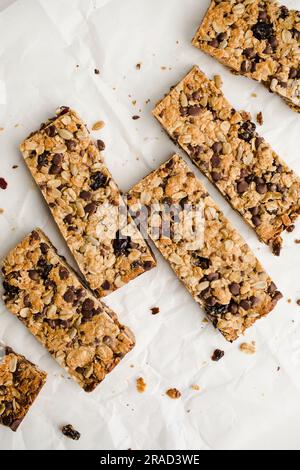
[256,112,264,125]
[0,177,8,190]
[251,93,257,98]
[295,239,300,244]
[132,115,140,120]
[191,384,200,391]
[12,165,18,169]
[61,424,81,441]
[0,127,4,131]
[94,69,100,75]
[132,100,137,106]
[213,74,223,88]
[136,63,141,70]
[136,377,147,393]
[166,388,181,399]
[92,121,105,131]
[297,299,300,306]
[161,66,167,70]
[0,208,4,214]
[211,349,225,362]
[240,341,256,355]
[277,366,281,371]
[150,307,160,315]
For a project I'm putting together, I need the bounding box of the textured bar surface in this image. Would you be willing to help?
[153,66,300,255]
[192,0,300,112]
[20,108,156,298]
[0,345,46,431]
[127,155,282,342]
[2,229,135,392]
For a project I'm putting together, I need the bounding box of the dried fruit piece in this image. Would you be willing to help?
[136,377,147,393]
[166,388,181,399]
[61,424,81,441]
[211,349,225,362]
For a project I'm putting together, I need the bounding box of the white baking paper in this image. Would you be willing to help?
[0,0,300,450]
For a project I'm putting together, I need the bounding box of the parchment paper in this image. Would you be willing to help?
[0,0,300,450]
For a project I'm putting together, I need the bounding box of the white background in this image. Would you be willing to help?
[0,0,300,450]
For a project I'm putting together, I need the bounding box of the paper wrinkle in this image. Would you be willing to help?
[0,0,300,450]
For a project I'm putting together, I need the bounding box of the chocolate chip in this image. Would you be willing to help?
[258,10,268,22]
[252,215,262,227]
[40,243,49,254]
[37,258,53,280]
[113,231,131,256]
[250,296,260,306]
[59,267,69,280]
[212,142,223,154]
[244,48,255,59]
[78,190,91,201]
[64,289,75,303]
[210,154,221,168]
[211,349,224,362]
[45,125,56,137]
[238,121,256,142]
[28,270,39,281]
[272,239,282,256]
[49,164,62,175]
[37,152,49,168]
[132,115,140,120]
[250,206,259,216]
[101,280,110,290]
[237,179,249,194]
[143,260,153,271]
[252,22,274,40]
[192,256,210,269]
[192,91,201,101]
[96,140,105,151]
[188,106,202,116]
[241,60,251,73]
[240,300,251,311]
[90,172,107,190]
[2,281,20,300]
[207,272,220,282]
[82,298,95,313]
[52,154,63,166]
[255,137,264,149]
[289,67,298,79]
[66,140,76,151]
[211,171,221,182]
[209,39,219,48]
[273,291,283,302]
[103,335,112,345]
[151,307,160,315]
[263,44,273,54]
[268,36,278,49]
[0,177,8,190]
[84,202,97,215]
[269,282,277,294]
[229,301,238,314]
[279,6,289,19]
[229,283,240,295]
[217,32,227,41]
[64,214,73,225]
[256,182,268,194]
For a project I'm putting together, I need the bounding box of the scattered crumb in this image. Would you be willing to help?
[92,120,105,131]
[240,341,256,355]
[0,208,4,214]
[0,127,4,131]
[277,366,281,371]
[295,239,300,244]
[96,140,105,151]
[130,364,134,368]
[166,388,181,399]
[94,69,100,75]
[213,74,223,88]
[132,100,137,106]
[0,177,8,190]
[190,384,200,391]
[251,93,257,98]
[151,307,160,315]
[202,318,209,324]
[161,66,167,70]
[145,99,151,105]
[256,111,264,125]
[132,115,140,120]
[211,349,225,362]
[61,424,81,441]
[297,300,300,306]
[76,64,79,68]
[14,123,19,128]
[136,63,141,70]
[288,298,292,304]
[286,225,295,233]
[136,377,147,393]
[176,40,179,45]
[12,165,18,169]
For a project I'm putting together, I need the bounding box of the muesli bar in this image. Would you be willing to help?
[153,66,300,255]
[127,155,282,342]
[20,108,156,298]
[0,345,46,431]
[192,0,300,112]
[1,229,135,392]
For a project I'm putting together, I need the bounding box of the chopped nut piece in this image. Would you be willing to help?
[92,120,105,131]
[191,384,200,391]
[166,388,181,399]
[151,307,160,315]
[240,341,256,355]
[211,349,225,362]
[256,112,264,126]
[62,424,81,441]
[136,377,147,393]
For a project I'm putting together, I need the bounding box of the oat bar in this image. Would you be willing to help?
[20,108,156,298]
[0,345,46,431]
[127,155,282,342]
[153,66,300,255]
[192,0,300,112]
[1,229,135,392]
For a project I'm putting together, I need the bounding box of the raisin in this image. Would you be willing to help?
[211,349,225,362]
[37,258,53,280]
[113,231,131,256]
[90,172,107,191]
[37,152,50,167]
[3,281,20,300]
[61,424,81,441]
[252,22,274,40]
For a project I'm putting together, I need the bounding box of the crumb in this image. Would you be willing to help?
[251,93,257,98]
[256,112,264,125]
[211,349,224,362]
[145,99,151,105]
[136,63,141,70]
[136,377,147,393]
[176,40,179,44]
[132,100,137,106]
[213,75,223,88]
[130,364,134,368]
[201,318,209,324]
[295,239,300,244]
[76,64,79,68]
[240,341,256,355]
[0,127,4,131]
[61,424,81,441]
[12,165,18,169]
[94,69,100,75]
[151,307,160,315]
[92,121,105,131]
[190,384,200,391]
[288,298,292,303]
[277,366,281,371]
[186,409,191,413]
[96,140,105,151]
[166,388,181,399]
[0,177,8,190]
[14,123,19,128]
[161,66,167,70]
[132,115,140,120]
[0,208,4,214]
[297,300,300,306]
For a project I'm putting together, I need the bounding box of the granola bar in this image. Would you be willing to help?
[0,345,46,431]
[192,0,300,112]
[20,108,156,298]
[1,229,135,392]
[127,155,282,342]
[153,66,300,255]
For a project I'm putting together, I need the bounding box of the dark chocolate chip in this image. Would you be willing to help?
[237,179,249,194]
[84,202,97,215]
[229,283,240,295]
[211,349,225,362]
[252,215,262,227]
[40,243,49,255]
[49,164,62,175]
[188,106,202,116]
[64,289,75,303]
[64,214,73,225]
[79,190,92,201]
[59,267,69,280]
[45,125,56,137]
[209,39,219,48]
[207,272,220,282]
[37,152,49,168]
[66,140,76,151]
[113,230,131,256]
[256,182,268,194]
[90,172,107,191]
[101,280,111,290]
[244,48,255,58]
[240,300,251,311]
[96,140,105,151]
[212,142,223,154]
[28,270,39,281]
[82,298,95,313]
[211,171,221,182]
[192,256,210,270]
[52,154,63,166]
[103,335,112,345]
[61,424,81,441]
